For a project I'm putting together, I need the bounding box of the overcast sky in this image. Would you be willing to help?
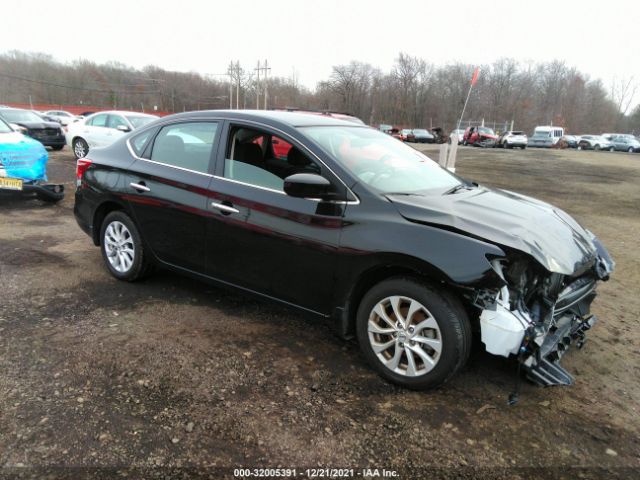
[4,0,639,95]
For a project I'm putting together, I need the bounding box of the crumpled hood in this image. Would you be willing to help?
[387,186,597,275]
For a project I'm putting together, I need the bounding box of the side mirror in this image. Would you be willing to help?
[284,173,333,200]
[116,125,131,133]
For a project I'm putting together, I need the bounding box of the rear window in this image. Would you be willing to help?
[510,131,524,135]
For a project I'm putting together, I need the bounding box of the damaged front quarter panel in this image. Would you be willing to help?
[385,182,615,388]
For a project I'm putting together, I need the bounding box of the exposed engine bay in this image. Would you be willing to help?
[473,233,614,387]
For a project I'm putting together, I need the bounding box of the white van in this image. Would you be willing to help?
[528,126,564,147]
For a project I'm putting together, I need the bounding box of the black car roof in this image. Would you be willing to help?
[161,109,363,129]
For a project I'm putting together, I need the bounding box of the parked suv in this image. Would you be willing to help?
[610,134,640,153]
[577,135,614,151]
[74,110,613,390]
[497,131,528,149]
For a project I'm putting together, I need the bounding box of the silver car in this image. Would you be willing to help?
[610,134,640,153]
[577,135,614,151]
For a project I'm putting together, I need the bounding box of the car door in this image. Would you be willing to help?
[204,121,346,314]
[83,113,110,148]
[125,120,221,273]
[106,114,131,147]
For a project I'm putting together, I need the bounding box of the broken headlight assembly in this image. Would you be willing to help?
[474,248,612,401]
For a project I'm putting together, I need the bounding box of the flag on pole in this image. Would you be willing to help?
[471,67,480,86]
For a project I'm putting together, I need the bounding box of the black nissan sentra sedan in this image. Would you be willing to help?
[74,110,614,390]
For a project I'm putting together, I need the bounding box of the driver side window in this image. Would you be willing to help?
[107,115,129,130]
[223,126,321,192]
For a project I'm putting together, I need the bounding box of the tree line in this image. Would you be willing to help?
[1,50,638,134]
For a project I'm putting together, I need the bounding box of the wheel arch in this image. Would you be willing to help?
[92,200,128,246]
[336,255,466,339]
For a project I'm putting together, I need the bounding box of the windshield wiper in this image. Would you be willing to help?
[445,183,474,195]
[384,192,424,197]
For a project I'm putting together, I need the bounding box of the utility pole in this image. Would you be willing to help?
[255,60,261,109]
[227,62,234,108]
[236,61,240,110]
[263,59,270,110]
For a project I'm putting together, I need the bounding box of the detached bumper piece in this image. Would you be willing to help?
[0,182,65,202]
[524,314,597,386]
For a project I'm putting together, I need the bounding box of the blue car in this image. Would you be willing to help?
[0,116,64,202]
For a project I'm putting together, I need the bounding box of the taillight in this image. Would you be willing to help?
[76,158,92,182]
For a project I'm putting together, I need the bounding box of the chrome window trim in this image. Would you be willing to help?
[220,118,360,205]
[126,119,220,177]
[125,115,360,205]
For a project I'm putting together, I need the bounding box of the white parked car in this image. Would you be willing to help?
[577,135,614,152]
[44,110,78,127]
[66,110,159,159]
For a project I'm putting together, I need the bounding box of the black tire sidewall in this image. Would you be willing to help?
[100,211,146,281]
[356,277,470,390]
[73,138,88,159]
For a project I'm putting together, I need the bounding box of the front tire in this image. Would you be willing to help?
[51,145,64,151]
[100,211,152,281]
[73,137,89,159]
[356,277,471,390]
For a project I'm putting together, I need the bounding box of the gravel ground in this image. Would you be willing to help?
[0,145,638,479]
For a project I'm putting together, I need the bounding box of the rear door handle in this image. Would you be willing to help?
[211,201,239,214]
[130,182,150,192]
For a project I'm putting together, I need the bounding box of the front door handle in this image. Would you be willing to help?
[211,201,239,214]
[130,182,150,192]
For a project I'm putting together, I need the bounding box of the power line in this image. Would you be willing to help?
[0,71,162,95]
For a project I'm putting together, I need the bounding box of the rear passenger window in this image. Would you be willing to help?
[150,122,218,174]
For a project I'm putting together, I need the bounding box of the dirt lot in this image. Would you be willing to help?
[0,145,639,479]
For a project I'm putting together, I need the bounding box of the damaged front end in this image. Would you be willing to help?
[473,233,614,387]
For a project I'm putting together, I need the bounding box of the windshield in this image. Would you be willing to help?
[533,130,551,138]
[301,126,460,194]
[413,129,429,134]
[478,127,494,135]
[1,110,42,123]
[125,115,157,129]
[0,117,13,133]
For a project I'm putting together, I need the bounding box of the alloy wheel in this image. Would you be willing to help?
[74,139,88,158]
[104,221,135,273]
[367,296,442,377]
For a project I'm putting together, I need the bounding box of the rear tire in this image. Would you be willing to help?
[629,147,634,153]
[51,145,64,151]
[356,277,471,390]
[594,145,600,151]
[100,211,152,282]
